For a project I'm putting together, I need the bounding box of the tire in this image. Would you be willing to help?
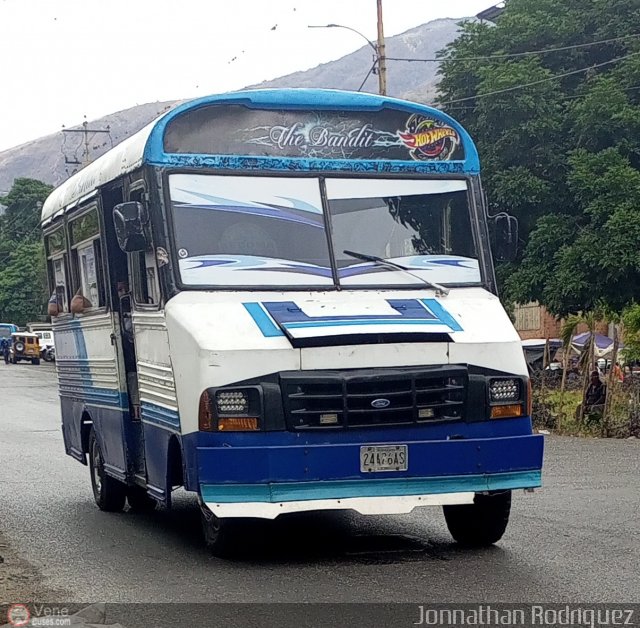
[32,358,40,365]
[443,490,511,547]
[127,486,157,512]
[199,500,244,558]
[88,428,126,512]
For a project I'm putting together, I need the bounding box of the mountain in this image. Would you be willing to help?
[0,18,464,194]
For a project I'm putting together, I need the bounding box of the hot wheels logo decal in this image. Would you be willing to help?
[398,114,460,161]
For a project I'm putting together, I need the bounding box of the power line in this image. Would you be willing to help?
[357,61,378,92]
[386,33,640,64]
[443,84,640,111]
[0,223,43,268]
[437,51,640,106]
[0,202,44,237]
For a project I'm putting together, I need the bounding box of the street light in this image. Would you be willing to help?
[308,23,386,95]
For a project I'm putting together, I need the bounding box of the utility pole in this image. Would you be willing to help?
[62,119,111,170]
[376,0,387,96]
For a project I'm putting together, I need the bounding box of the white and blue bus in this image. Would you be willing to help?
[41,89,543,555]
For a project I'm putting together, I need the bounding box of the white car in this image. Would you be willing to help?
[33,329,55,361]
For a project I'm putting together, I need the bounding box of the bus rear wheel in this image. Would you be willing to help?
[89,428,126,512]
[443,490,511,547]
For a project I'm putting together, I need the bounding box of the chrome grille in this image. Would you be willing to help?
[281,367,467,430]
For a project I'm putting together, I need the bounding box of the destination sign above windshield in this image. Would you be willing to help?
[163,104,465,162]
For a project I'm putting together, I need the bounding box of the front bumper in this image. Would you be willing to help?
[201,469,541,519]
[194,425,544,519]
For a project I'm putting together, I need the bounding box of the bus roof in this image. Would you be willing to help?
[41,89,479,225]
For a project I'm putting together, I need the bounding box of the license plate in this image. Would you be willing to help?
[360,445,408,473]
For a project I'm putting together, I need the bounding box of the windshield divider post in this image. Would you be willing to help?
[469,176,497,295]
[319,177,341,291]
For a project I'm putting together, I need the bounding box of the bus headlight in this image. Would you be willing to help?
[216,390,249,414]
[199,387,262,431]
[489,378,520,403]
[488,377,526,419]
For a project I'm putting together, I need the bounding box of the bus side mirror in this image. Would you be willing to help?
[113,202,148,252]
[491,214,519,262]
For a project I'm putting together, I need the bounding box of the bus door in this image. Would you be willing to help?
[120,184,164,487]
[102,185,146,480]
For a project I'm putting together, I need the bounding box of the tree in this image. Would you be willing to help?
[0,242,48,326]
[436,0,640,316]
[0,178,52,241]
[621,303,640,364]
[0,178,52,326]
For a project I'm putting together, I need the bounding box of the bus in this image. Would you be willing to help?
[0,323,18,340]
[41,89,543,556]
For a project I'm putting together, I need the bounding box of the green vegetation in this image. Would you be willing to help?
[532,380,640,438]
[437,0,640,317]
[0,178,53,326]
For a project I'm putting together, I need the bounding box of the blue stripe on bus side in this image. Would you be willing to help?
[140,402,181,430]
[58,387,125,409]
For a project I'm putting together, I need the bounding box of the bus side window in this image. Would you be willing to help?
[69,207,106,310]
[131,250,160,306]
[128,187,160,307]
[45,227,70,314]
[53,258,70,313]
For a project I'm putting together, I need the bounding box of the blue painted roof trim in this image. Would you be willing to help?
[143,89,480,174]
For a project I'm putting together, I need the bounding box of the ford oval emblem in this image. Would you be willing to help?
[371,398,391,409]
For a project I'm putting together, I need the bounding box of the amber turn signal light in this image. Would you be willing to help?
[199,391,214,431]
[490,404,524,419]
[218,417,259,431]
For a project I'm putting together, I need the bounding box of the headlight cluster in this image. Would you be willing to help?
[199,387,261,432]
[216,391,249,414]
[488,377,527,420]
[489,378,520,403]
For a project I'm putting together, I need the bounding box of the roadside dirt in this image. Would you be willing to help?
[0,529,65,605]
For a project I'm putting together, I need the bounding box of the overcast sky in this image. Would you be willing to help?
[0,0,492,152]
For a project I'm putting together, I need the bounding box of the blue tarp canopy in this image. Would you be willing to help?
[571,332,621,357]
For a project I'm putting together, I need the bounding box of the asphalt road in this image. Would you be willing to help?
[1,362,639,605]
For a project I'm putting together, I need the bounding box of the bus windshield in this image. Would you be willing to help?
[169,174,481,288]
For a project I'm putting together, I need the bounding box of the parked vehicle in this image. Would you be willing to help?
[42,345,56,362]
[27,323,56,361]
[0,323,18,342]
[9,332,41,365]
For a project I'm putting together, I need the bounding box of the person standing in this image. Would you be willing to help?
[1,337,9,364]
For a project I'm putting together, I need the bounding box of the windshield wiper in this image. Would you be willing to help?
[343,250,450,296]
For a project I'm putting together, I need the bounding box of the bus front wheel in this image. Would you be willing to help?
[89,428,127,512]
[199,500,243,558]
[443,490,511,547]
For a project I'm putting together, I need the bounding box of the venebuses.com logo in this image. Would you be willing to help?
[7,604,30,627]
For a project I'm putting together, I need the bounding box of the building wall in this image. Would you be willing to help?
[514,302,616,342]
[514,302,563,340]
